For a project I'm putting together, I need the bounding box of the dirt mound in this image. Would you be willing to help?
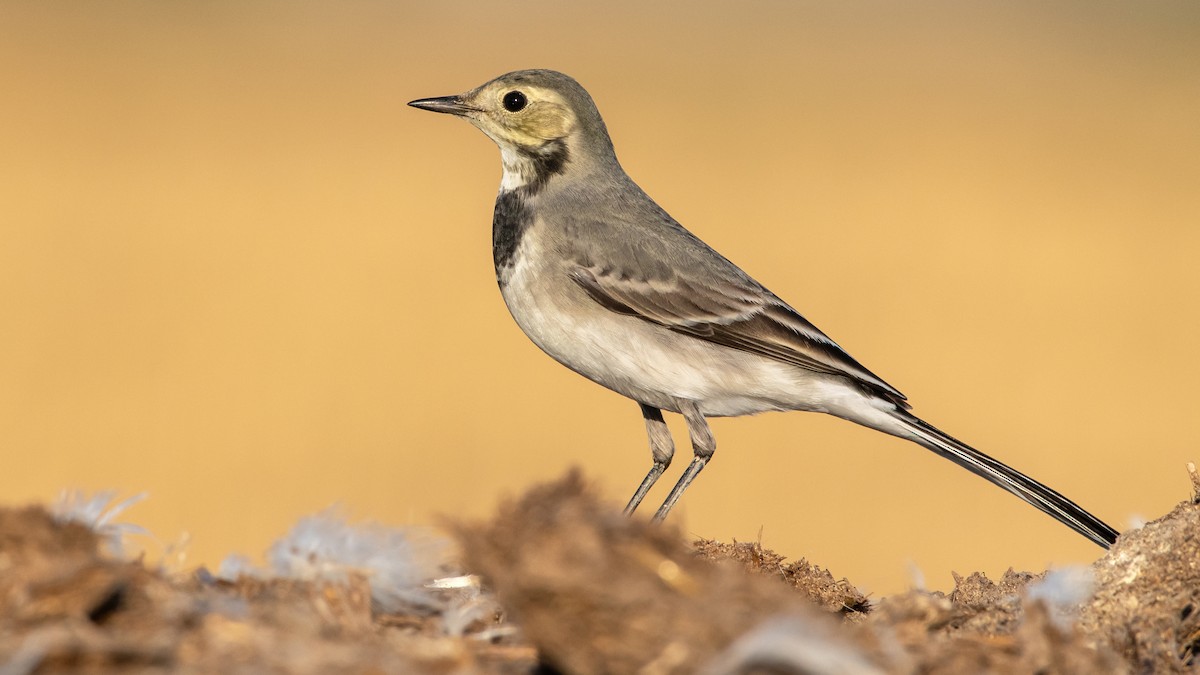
[2,469,1198,673]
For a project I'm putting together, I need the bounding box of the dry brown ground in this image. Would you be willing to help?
[2,469,1198,674]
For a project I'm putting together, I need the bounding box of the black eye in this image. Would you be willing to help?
[503,91,527,112]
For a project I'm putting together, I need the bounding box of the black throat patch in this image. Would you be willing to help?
[492,142,570,283]
[521,141,569,194]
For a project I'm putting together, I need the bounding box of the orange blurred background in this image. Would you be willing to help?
[2,1,1198,596]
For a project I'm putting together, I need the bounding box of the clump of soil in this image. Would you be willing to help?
[3,468,1199,673]
[692,537,871,616]
[1080,484,1200,672]
[453,470,855,674]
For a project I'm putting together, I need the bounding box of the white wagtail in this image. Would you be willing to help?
[409,69,1118,548]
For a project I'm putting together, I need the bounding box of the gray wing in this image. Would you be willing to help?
[564,217,908,406]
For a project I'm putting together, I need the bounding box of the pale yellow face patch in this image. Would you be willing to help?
[462,83,577,151]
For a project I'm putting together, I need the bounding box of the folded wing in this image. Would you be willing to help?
[568,261,908,407]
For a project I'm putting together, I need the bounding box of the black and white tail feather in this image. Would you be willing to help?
[895,411,1119,548]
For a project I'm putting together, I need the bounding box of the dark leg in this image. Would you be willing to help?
[652,400,714,522]
[623,403,674,515]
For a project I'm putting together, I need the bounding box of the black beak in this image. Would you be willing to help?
[407,95,479,115]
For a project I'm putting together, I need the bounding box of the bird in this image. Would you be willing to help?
[408,69,1119,548]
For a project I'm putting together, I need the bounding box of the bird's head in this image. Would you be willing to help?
[409,69,618,191]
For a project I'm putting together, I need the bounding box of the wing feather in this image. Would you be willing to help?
[568,263,907,406]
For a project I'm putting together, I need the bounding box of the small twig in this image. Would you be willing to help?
[1188,462,1200,504]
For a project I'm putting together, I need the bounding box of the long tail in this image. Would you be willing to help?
[893,411,1118,548]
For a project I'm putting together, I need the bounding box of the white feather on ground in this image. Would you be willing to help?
[51,490,149,557]
[217,508,497,627]
[1026,565,1096,628]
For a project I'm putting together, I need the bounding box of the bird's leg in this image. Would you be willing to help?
[624,403,674,515]
[652,400,714,522]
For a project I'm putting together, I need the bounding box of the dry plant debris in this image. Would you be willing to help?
[0,505,529,674]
